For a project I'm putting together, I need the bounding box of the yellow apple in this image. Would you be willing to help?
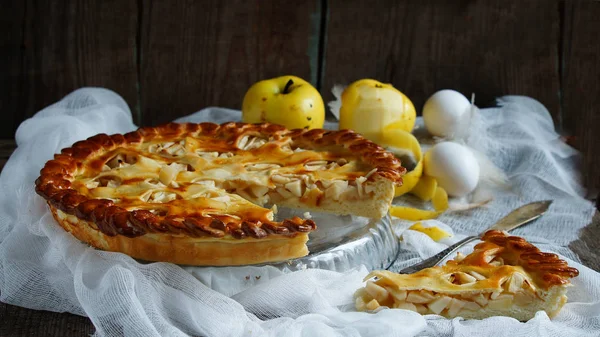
[339,79,416,140]
[242,75,325,130]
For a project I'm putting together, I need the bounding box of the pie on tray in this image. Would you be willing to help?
[354,230,579,321]
[35,122,405,266]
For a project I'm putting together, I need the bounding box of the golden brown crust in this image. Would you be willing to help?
[35,122,405,265]
[35,122,404,240]
[51,207,310,265]
[355,231,579,320]
[462,230,580,289]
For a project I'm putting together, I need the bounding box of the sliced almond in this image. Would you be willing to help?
[238,135,267,150]
[271,174,293,185]
[192,179,216,189]
[246,137,267,150]
[237,135,249,150]
[196,151,219,158]
[304,160,328,171]
[149,191,177,203]
[246,163,281,171]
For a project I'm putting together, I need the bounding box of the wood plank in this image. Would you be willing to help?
[139,0,321,126]
[18,0,139,126]
[0,300,95,336]
[569,212,600,272]
[0,0,26,138]
[561,0,600,196]
[323,0,561,119]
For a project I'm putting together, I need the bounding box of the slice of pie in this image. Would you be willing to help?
[35,122,405,266]
[354,230,579,321]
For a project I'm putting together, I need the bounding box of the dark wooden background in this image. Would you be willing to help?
[0,0,599,336]
[1,0,599,193]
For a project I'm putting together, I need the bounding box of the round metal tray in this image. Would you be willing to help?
[268,207,399,273]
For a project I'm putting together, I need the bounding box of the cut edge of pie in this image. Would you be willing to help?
[35,122,406,266]
[354,230,579,321]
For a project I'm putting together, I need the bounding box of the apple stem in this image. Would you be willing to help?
[283,79,294,94]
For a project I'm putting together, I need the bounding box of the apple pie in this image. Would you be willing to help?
[35,122,405,265]
[354,230,579,321]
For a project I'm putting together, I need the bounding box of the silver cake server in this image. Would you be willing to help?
[397,200,552,274]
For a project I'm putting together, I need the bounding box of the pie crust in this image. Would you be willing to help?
[354,230,579,320]
[35,122,405,265]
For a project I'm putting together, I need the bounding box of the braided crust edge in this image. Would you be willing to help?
[35,122,405,241]
[50,207,310,265]
[470,230,579,289]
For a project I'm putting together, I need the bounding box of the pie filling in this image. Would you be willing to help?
[70,133,394,228]
[35,122,405,264]
[354,230,579,320]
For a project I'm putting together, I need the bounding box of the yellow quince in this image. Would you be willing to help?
[339,79,416,141]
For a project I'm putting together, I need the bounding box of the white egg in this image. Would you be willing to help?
[423,142,480,197]
[422,89,471,137]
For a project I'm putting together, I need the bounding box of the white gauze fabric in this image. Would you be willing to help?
[0,88,598,337]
